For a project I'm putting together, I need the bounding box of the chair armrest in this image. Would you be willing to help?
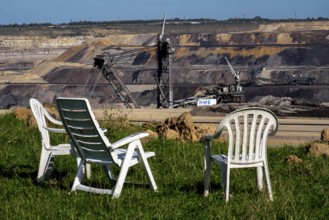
[43,126,66,133]
[204,134,214,140]
[110,132,149,149]
[43,110,63,126]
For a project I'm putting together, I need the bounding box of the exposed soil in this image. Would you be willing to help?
[1,21,329,112]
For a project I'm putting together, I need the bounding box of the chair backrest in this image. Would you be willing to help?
[214,107,278,164]
[56,97,118,164]
[30,98,60,149]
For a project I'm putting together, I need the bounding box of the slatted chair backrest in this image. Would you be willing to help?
[213,107,278,165]
[56,98,118,164]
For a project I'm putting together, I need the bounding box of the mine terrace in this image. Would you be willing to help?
[1,18,329,124]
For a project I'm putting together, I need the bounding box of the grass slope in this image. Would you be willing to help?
[0,112,328,219]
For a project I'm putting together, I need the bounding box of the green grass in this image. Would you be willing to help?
[1,112,329,219]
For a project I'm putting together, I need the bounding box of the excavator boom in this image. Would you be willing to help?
[225,57,240,83]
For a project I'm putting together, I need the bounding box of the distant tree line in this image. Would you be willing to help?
[226,16,329,23]
[1,16,328,28]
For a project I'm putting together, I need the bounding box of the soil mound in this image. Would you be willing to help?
[156,112,209,142]
[14,105,60,128]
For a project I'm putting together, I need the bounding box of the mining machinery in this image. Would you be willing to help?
[171,57,245,107]
[93,16,245,109]
[94,53,143,109]
[94,14,174,109]
[155,13,174,108]
[204,57,245,103]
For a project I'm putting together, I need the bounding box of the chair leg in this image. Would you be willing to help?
[85,163,91,179]
[204,140,211,197]
[221,164,230,202]
[37,149,54,182]
[136,142,157,191]
[103,164,116,181]
[75,156,91,179]
[256,166,264,191]
[112,143,136,198]
[263,162,273,201]
[71,160,85,192]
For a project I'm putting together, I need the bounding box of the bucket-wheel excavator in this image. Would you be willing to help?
[94,14,173,109]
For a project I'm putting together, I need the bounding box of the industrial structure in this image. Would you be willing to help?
[155,15,174,108]
[94,38,246,108]
[204,57,245,103]
[94,15,175,109]
[93,55,141,109]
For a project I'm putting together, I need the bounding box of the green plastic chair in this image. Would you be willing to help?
[56,97,157,198]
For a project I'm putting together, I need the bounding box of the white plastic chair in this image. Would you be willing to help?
[30,98,91,182]
[56,97,157,198]
[203,107,278,202]
[30,98,74,182]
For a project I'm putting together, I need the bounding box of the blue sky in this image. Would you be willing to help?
[0,0,328,25]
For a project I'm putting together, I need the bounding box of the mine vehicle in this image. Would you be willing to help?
[172,57,245,107]
[288,74,315,85]
[204,83,245,103]
[204,57,245,103]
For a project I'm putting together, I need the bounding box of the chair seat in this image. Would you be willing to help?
[212,154,265,166]
[212,154,228,164]
[212,154,265,169]
[86,149,155,166]
[116,150,155,167]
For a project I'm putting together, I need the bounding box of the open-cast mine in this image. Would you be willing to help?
[0,20,329,116]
